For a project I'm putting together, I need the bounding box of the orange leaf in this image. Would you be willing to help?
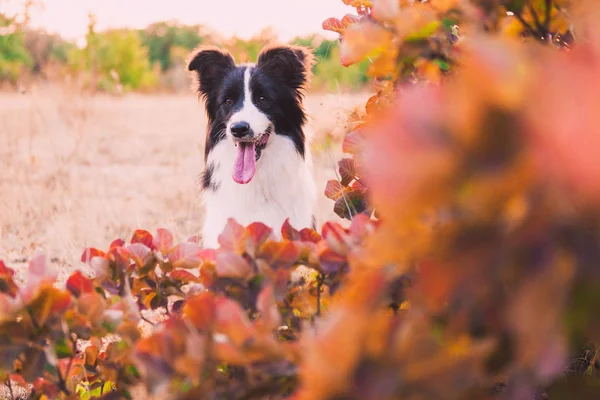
[170,242,203,269]
[66,270,94,297]
[246,222,274,252]
[153,228,174,254]
[169,269,201,283]
[324,180,345,201]
[258,241,300,269]
[256,285,281,331]
[80,248,105,264]
[214,296,255,346]
[131,229,154,249]
[216,251,253,279]
[339,19,393,66]
[322,17,345,34]
[218,218,247,254]
[281,218,301,241]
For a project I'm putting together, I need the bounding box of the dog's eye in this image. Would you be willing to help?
[224,98,233,106]
[258,96,268,103]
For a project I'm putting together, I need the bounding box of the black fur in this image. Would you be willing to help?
[201,162,220,192]
[187,45,313,161]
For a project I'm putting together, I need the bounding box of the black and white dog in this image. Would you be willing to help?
[187,45,317,249]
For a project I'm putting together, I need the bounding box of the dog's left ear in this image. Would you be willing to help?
[256,45,315,92]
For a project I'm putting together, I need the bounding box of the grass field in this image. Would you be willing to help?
[0,84,367,284]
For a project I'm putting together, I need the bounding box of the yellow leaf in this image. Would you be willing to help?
[340,20,394,66]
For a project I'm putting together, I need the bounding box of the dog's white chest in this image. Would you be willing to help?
[201,134,316,249]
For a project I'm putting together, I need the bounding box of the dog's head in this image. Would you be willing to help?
[187,45,314,184]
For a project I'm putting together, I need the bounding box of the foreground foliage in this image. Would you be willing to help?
[3,0,600,399]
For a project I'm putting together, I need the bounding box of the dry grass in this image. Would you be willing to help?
[0,84,367,283]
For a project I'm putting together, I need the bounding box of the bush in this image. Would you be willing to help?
[3,0,600,399]
[68,16,159,92]
[0,14,32,84]
[139,22,204,71]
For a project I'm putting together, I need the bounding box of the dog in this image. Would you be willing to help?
[187,44,318,249]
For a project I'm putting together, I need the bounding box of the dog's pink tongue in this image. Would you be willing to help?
[232,142,256,184]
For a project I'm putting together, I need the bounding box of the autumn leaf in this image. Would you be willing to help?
[281,218,301,241]
[322,17,345,34]
[324,180,345,201]
[183,292,216,330]
[80,247,105,264]
[0,259,19,297]
[218,218,247,254]
[169,270,201,284]
[339,19,394,66]
[256,285,281,331]
[66,270,94,297]
[170,242,203,269]
[216,251,253,279]
[153,228,174,254]
[131,229,155,250]
[338,158,356,185]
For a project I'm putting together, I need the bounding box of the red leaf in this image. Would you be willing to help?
[322,222,351,255]
[218,218,247,254]
[351,179,369,193]
[349,213,377,243]
[258,241,300,269]
[0,260,18,297]
[126,243,152,268]
[322,17,345,34]
[153,228,174,253]
[169,270,201,283]
[183,292,216,330]
[338,158,356,186]
[256,285,281,331]
[66,270,94,297]
[80,248,105,264]
[325,180,345,201]
[299,228,322,243]
[170,242,203,269]
[341,13,361,28]
[247,222,274,251]
[342,129,366,155]
[216,251,253,279]
[131,229,155,250]
[319,248,348,274]
[214,296,255,346]
[109,238,125,249]
[106,246,131,268]
[281,218,301,241]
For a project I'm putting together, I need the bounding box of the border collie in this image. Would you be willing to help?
[187,45,317,249]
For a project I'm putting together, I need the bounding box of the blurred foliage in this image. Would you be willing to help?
[66,15,159,92]
[0,10,368,92]
[0,13,32,83]
[138,21,204,71]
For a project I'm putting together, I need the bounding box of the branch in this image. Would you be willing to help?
[511,9,541,40]
[6,378,15,400]
[315,274,324,318]
[544,0,552,33]
[527,1,544,34]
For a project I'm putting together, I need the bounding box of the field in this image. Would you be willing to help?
[0,85,367,284]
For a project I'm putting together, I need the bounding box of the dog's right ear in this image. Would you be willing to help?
[187,46,235,100]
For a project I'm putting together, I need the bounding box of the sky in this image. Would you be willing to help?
[4,0,351,41]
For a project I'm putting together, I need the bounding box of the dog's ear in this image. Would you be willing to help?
[256,45,315,92]
[187,46,235,99]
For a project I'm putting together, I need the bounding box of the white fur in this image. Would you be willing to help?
[201,65,316,249]
[227,67,271,136]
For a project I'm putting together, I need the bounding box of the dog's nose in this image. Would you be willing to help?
[231,121,251,138]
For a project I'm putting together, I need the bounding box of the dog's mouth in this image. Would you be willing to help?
[232,127,272,184]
